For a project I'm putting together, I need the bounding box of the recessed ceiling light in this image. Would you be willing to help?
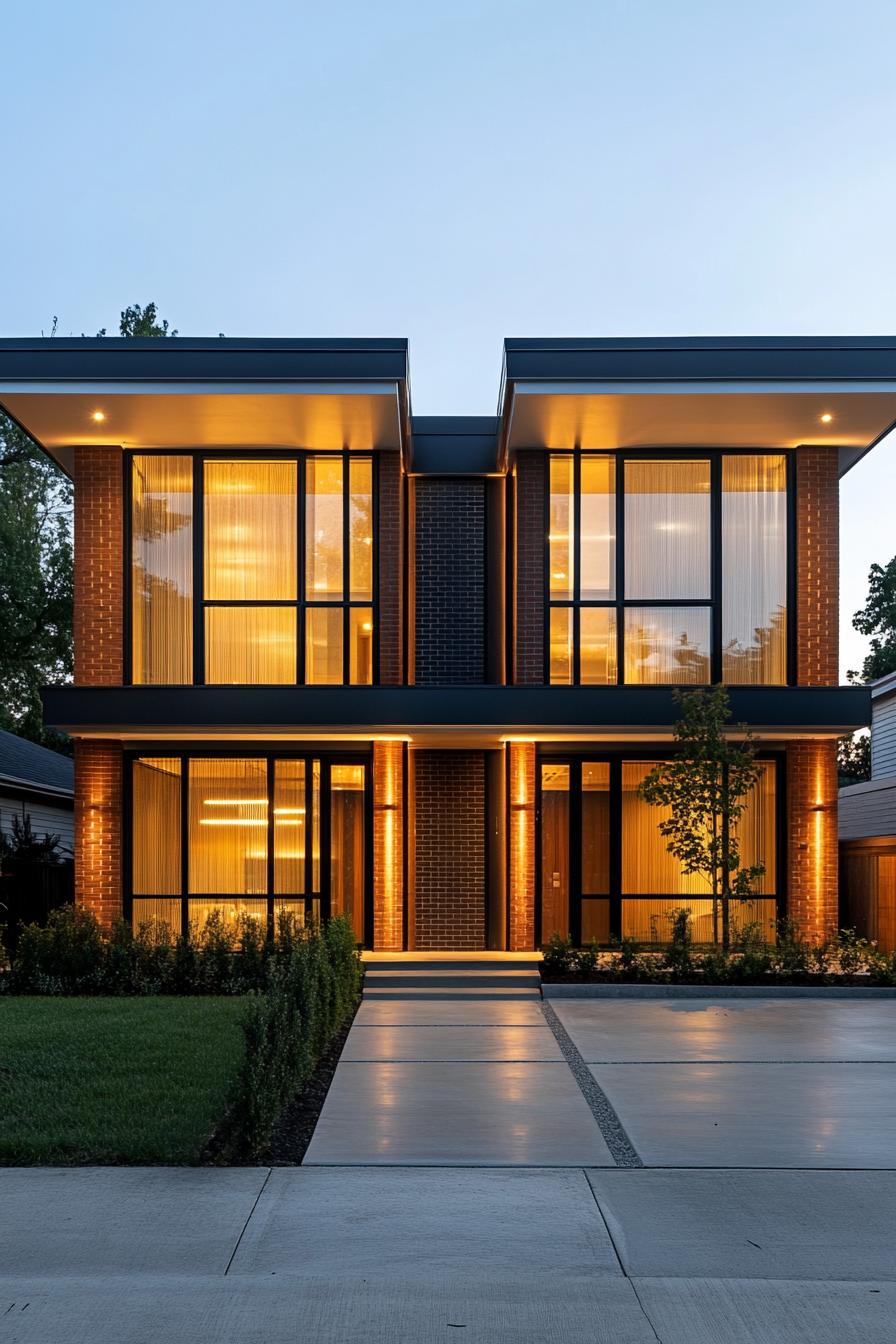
[91,410,106,423]
[820,412,833,424]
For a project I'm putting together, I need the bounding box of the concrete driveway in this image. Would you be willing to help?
[2,995,895,1342]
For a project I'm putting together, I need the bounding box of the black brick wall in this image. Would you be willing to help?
[413,750,486,949]
[414,478,486,684]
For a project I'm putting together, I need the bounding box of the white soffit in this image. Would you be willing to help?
[0,384,403,472]
[506,384,896,460]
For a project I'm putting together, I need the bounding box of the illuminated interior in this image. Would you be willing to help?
[130,452,374,687]
[537,757,777,944]
[130,753,368,941]
[547,451,788,685]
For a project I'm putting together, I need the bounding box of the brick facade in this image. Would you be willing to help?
[74,739,123,929]
[373,740,405,950]
[796,447,839,687]
[507,741,536,950]
[73,446,123,686]
[513,452,545,684]
[377,451,404,685]
[414,479,485,684]
[786,739,839,941]
[412,751,485,949]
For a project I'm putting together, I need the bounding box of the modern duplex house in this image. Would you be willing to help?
[0,336,883,951]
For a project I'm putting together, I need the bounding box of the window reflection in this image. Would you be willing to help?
[132,456,193,684]
[623,608,711,685]
[722,455,787,684]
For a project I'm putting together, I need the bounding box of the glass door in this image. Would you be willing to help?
[328,762,368,943]
[538,758,612,946]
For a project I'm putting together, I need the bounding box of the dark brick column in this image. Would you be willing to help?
[412,750,485,949]
[413,479,485,684]
[513,451,545,684]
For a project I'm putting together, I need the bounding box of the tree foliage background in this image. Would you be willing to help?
[0,304,174,750]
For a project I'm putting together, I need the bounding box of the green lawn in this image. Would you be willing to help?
[0,997,248,1165]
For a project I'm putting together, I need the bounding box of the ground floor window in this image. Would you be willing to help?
[538,754,781,945]
[129,751,371,943]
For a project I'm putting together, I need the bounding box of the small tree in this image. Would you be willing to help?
[637,686,765,951]
[848,555,896,684]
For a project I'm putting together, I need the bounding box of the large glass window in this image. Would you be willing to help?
[129,754,368,942]
[129,452,375,687]
[722,455,788,684]
[131,456,193,684]
[536,754,779,946]
[546,451,789,685]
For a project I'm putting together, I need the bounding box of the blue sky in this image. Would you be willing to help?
[2,0,895,677]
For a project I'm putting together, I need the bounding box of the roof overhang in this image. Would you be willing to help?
[0,338,410,475]
[499,338,896,475]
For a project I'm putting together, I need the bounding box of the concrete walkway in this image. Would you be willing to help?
[2,996,895,1342]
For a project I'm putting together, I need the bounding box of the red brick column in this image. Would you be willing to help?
[74,740,123,929]
[513,453,545,684]
[786,740,839,941]
[377,450,404,685]
[796,448,839,687]
[73,446,123,686]
[508,741,536,950]
[373,740,405,950]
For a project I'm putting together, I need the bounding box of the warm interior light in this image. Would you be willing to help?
[199,818,267,826]
[820,412,833,424]
[361,621,373,633]
[203,799,268,806]
[91,410,106,423]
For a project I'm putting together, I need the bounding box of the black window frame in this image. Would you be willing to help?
[124,448,379,687]
[543,448,796,686]
[534,746,786,945]
[124,744,374,944]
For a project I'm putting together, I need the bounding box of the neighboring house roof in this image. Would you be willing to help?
[0,729,74,802]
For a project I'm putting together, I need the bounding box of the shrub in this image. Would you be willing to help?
[662,908,694,980]
[541,932,576,977]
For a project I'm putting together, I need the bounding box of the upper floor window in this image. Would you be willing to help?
[130,452,375,686]
[547,451,789,685]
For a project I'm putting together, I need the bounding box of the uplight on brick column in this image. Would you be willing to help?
[373,740,405,951]
[508,740,536,950]
[786,739,838,941]
[74,740,123,930]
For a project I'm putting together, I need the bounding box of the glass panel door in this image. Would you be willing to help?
[329,762,367,944]
[540,763,570,943]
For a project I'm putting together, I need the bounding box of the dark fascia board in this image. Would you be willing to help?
[0,337,410,384]
[42,684,870,734]
[498,336,896,475]
[408,415,499,475]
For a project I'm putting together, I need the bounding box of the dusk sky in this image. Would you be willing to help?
[2,0,894,679]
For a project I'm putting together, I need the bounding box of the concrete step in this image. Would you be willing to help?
[362,986,542,1000]
[363,958,541,973]
[364,969,541,990]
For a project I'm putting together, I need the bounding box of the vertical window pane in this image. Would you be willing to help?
[582,762,610,893]
[349,607,374,684]
[132,898,182,933]
[205,607,296,684]
[188,758,267,895]
[622,761,706,895]
[349,457,373,601]
[723,455,787,685]
[549,607,573,684]
[331,764,365,943]
[204,460,296,601]
[580,608,617,684]
[188,900,268,942]
[132,456,193,684]
[549,455,574,599]
[624,607,710,684]
[132,757,181,894]
[274,760,306,896]
[581,899,610,944]
[580,456,615,599]
[306,458,344,600]
[622,898,777,943]
[306,607,344,684]
[625,459,711,599]
[540,763,570,942]
[311,759,321,894]
[733,760,776,894]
